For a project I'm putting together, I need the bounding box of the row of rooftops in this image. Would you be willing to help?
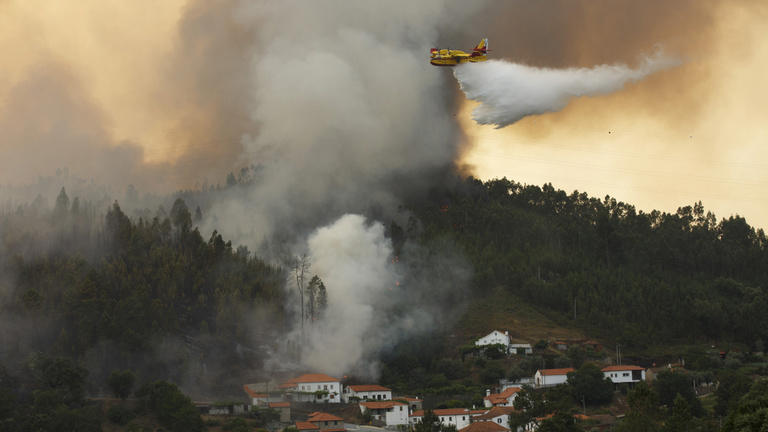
[537,365,645,376]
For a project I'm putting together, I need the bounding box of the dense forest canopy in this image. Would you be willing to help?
[407,177,768,349]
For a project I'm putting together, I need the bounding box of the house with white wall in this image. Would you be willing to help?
[281,374,342,403]
[473,406,517,428]
[343,384,392,402]
[410,408,471,430]
[601,365,646,384]
[360,400,409,426]
[306,412,346,431]
[484,387,521,408]
[476,331,511,350]
[534,368,574,387]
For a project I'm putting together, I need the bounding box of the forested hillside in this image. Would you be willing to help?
[0,192,286,394]
[407,177,768,349]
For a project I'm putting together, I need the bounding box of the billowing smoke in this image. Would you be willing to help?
[280,214,469,378]
[195,1,489,378]
[298,215,395,377]
[454,52,680,128]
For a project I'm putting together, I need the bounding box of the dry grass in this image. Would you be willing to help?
[453,287,585,346]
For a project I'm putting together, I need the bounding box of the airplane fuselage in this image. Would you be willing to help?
[430,39,488,66]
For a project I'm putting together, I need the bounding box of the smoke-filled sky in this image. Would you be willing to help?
[2,0,766,226]
[458,0,768,228]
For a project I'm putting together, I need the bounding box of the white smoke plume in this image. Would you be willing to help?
[454,51,681,128]
[299,214,394,377]
[285,214,469,378]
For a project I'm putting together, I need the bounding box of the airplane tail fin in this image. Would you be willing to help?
[472,38,488,56]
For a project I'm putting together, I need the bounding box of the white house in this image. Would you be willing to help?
[484,387,521,408]
[343,384,392,403]
[360,400,409,426]
[534,368,574,387]
[410,408,471,430]
[601,365,646,384]
[473,406,517,428]
[476,331,510,349]
[281,373,342,403]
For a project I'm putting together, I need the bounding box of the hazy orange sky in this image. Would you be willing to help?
[460,2,768,228]
[1,1,766,227]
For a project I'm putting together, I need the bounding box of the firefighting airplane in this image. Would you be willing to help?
[430,38,488,66]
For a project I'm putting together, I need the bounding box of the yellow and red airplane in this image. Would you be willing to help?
[430,38,488,66]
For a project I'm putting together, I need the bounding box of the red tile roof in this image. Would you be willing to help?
[348,384,391,392]
[296,422,320,431]
[539,368,574,376]
[243,385,269,398]
[361,401,407,409]
[601,365,645,372]
[474,406,517,420]
[459,422,510,432]
[307,412,344,422]
[269,402,290,408]
[395,396,421,402]
[484,387,521,405]
[287,374,339,384]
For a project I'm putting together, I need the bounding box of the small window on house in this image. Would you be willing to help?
[463,416,466,421]
[623,372,630,377]
[400,407,403,411]
[498,419,502,424]
[324,385,328,390]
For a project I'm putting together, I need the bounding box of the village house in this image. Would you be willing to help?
[601,365,646,384]
[281,374,342,403]
[394,396,423,412]
[484,387,521,408]
[410,408,471,430]
[343,384,392,402]
[534,368,574,387]
[359,400,409,426]
[476,330,511,350]
[459,421,510,432]
[473,406,517,428]
[243,382,284,406]
[295,412,345,432]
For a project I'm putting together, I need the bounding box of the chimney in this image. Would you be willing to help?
[486,389,491,396]
[504,331,508,336]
